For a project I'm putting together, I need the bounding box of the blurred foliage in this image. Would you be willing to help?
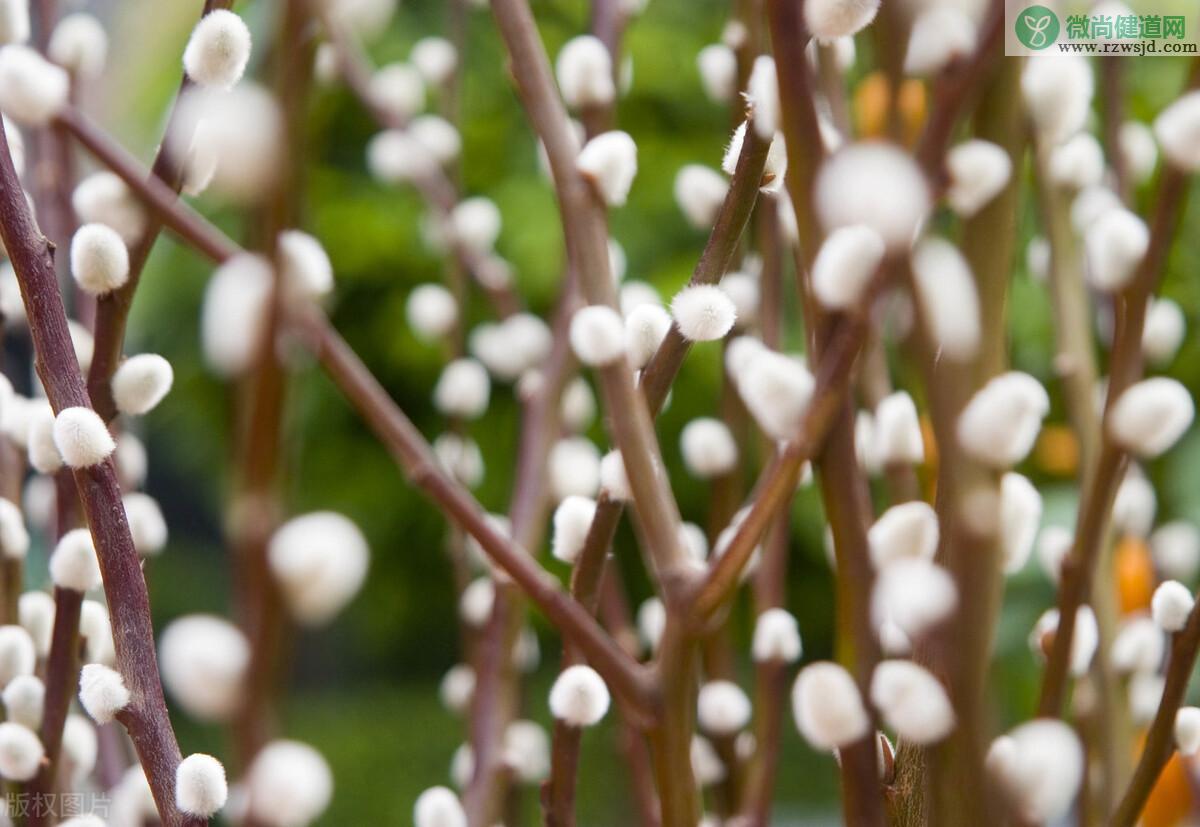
[47,0,1200,822]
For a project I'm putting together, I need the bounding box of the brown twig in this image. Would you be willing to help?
[1110,598,1200,826]
[0,117,203,827]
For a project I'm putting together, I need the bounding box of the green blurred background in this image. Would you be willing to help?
[41,0,1200,822]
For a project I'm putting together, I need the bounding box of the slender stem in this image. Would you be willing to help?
[85,0,234,421]
[1110,599,1200,826]
[1039,166,1191,717]
[0,118,203,827]
[287,307,656,718]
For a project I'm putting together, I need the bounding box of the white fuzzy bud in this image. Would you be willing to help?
[598,450,631,501]
[449,196,501,253]
[1120,120,1158,183]
[1155,90,1200,171]
[1176,707,1200,755]
[459,577,495,628]
[549,665,610,727]
[752,608,803,663]
[697,680,751,735]
[720,270,759,328]
[1152,522,1200,582]
[551,496,597,565]
[433,433,484,489]
[816,143,930,251]
[369,62,424,119]
[174,83,284,203]
[321,0,396,38]
[69,319,94,373]
[176,753,228,817]
[414,786,466,827]
[61,714,95,786]
[1131,671,1166,725]
[1109,377,1194,458]
[870,660,955,744]
[619,280,661,316]
[406,284,458,342]
[811,225,885,311]
[159,614,250,722]
[623,303,671,369]
[990,720,1083,823]
[872,558,957,639]
[691,735,725,786]
[1071,185,1119,232]
[0,0,27,44]
[183,10,250,89]
[1111,616,1164,674]
[433,359,490,419]
[957,372,1049,468]
[1022,56,1093,145]
[367,129,438,184]
[78,663,129,723]
[561,377,596,432]
[910,238,981,362]
[0,500,25,561]
[792,661,869,749]
[201,254,272,376]
[411,37,457,86]
[805,0,880,40]
[78,600,114,665]
[49,528,100,593]
[722,122,789,192]
[1030,606,1097,676]
[111,353,173,417]
[17,593,51,657]
[1,674,40,729]
[72,171,146,244]
[577,131,638,207]
[268,512,369,626]
[674,165,727,229]
[868,501,939,570]
[1085,207,1148,292]
[556,35,614,110]
[1152,580,1194,632]
[0,45,68,125]
[680,418,737,478]
[0,722,41,780]
[247,740,333,827]
[737,348,814,441]
[503,719,550,783]
[48,14,106,77]
[570,305,626,367]
[27,405,61,474]
[747,56,779,139]
[52,407,114,469]
[1049,133,1104,190]
[409,115,462,166]
[999,472,1042,575]
[439,664,474,714]
[278,230,333,301]
[873,391,923,467]
[945,139,1011,217]
[549,437,600,501]
[1143,297,1185,366]
[697,44,736,103]
[70,223,129,296]
[123,492,168,556]
[1112,464,1154,534]
[637,597,665,653]
[903,6,975,77]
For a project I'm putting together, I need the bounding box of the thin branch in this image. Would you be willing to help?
[286,306,657,718]
[85,0,234,421]
[0,118,203,827]
[1110,598,1200,826]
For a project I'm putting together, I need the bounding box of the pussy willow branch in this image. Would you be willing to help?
[50,100,658,720]
[0,120,203,827]
[288,305,657,717]
[488,0,692,599]
[85,0,235,421]
[1039,162,1192,717]
[1110,598,1200,826]
[322,13,520,318]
